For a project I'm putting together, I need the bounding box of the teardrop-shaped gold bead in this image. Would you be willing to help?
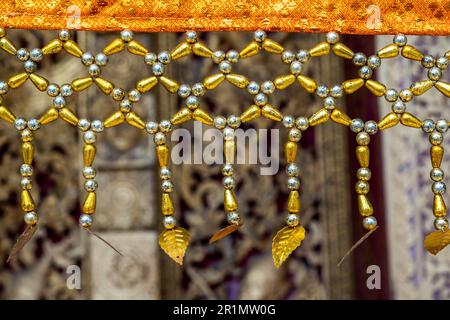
[170,41,192,60]
[192,42,213,57]
[239,41,260,58]
[171,108,192,125]
[332,43,354,59]
[29,73,49,91]
[401,45,424,61]
[8,73,29,88]
[433,194,447,217]
[377,44,399,59]
[127,40,148,56]
[240,105,261,123]
[435,81,450,97]
[22,142,34,165]
[356,146,370,168]
[125,111,145,129]
[411,80,433,96]
[358,195,373,216]
[59,107,79,126]
[104,111,125,128]
[285,141,297,163]
[72,77,93,92]
[0,37,17,55]
[331,108,351,126]
[63,40,83,57]
[223,139,235,164]
[136,76,158,93]
[308,108,329,126]
[82,192,96,214]
[162,193,174,216]
[226,74,249,88]
[42,39,63,55]
[262,39,284,54]
[342,78,364,94]
[83,144,96,167]
[103,38,125,55]
[224,189,238,212]
[192,109,214,125]
[203,73,225,90]
[94,77,114,95]
[38,108,59,125]
[287,191,300,213]
[274,74,296,90]
[365,79,386,96]
[21,189,35,212]
[261,105,282,121]
[157,145,169,167]
[309,42,330,57]
[431,146,444,168]
[0,105,16,123]
[297,75,318,93]
[400,112,422,128]
[159,76,180,93]
[377,112,399,130]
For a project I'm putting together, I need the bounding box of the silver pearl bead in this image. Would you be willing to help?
[282,116,295,128]
[429,131,443,146]
[0,81,9,95]
[21,177,32,189]
[59,29,71,41]
[362,216,378,230]
[145,121,159,134]
[159,120,172,133]
[227,115,241,129]
[119,99,132,112]
[286,213,300,227]
[23,60,37,73]
[428,67,442,81]
[83,167,96,179]
[226,50,239,63]
[161,180,174,193]
[393,34,407,46]
[14,118,27,131]
[60,84,73,97]
[350,118,364,133]
[352,52,367,66]
[222,164,234,176]
[16,48,30,61]
[192,83,205,96]
[330,85,343,98]
[158,51,171,64]
[186,95,199,109]
[326,32,339,44]
[144,52,157,65]
[160,167,171,180]
[20,164,33,177]
[81,52,94,66]
[227,212,241,225]
[87,64,101,77]
[247,81,260,95]
[421,55,435,68]
[223,127,235,141]
[254,93,268,106]
[355,180,370,194]
[392,101,406,114]
[24,211,38,225]
[295,117,309,131]
[290,61,302,75]
[434,217,449,231]
[367,55,381,69]
[120,30,133,42]
[399,89,413,102]
[430,168,444,182]
[212,50,225,64]
[287,177,300,190]
[261,81,275,94]
[152,62,164,76]
[112,87,125,101]
[282,50,295,64]
[83,131,96,144]
[163,215,177,229]
[296,50,310,63]
[95,53,108,66]
[436,57,448,70]
[79,214,93,228]
[286,163,299,177]
[364,121,378,135]
[356,132,370,146]
[21,129,32,141]
[178,84,191,98]
[214,116,227,130]
[385,88,398,102]
[154,132,166,145]
[323,97,335,110]
[185,31,197,43]
[128,89,141,102]
[219,61,232,74]
[223,176,236,190]
[91,120,104,133]
[27,119,40,131]
[77,119,91,131]
[432,181,446,195]
[315,85,329,98]
[357,168,371,181]
[254,30,267,42]
[84,179,98,192]
[288,128,302,142]
[435,119,448,133]
[53,95,66,108]
[358,66,372,79]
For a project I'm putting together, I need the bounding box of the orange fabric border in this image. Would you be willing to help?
[0,0,449,35]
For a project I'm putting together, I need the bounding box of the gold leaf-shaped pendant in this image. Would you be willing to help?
[424,229,450,255]
[159,226,191,265]
[209,224,241,244]
[272,225,306,268]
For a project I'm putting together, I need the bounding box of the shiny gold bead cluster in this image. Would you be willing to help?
[0,28,450,266]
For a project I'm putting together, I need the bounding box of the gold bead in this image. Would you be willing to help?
[104,111,125,128]
[309,42,330,57]
[203,73,225,90]
[162,193,174,216]
[411,80,433,96]
[332,43,354,59]
[226,74,249,88]
[170,42,192,60]
[434,194,447,217]
[192,109,214,125]
[431,146,444,168]
[288,190,300,213]
[83,144,96,167]
[401,45,424,61]
[157,145,169,167]
[330,108,351,126]
[21,189,35,212]
[8,73,29,88]
[308,108,329,126]
[377,112,399,130]
[240,105,261,123]
[136,76,158,93]
[262,39,284,54]
[274,74,296,90]
[159,76,180,93]
[72,77,93,92]
[377,44,399,59]
[127,40,148,56]
[192,42,213,57]
[125,111,145,129]
[239,41,260,58]
[103,38,126,55]
[0,105,16,123]
[261,105,282,121]
[171,108,193,125]
[356,146,370,168]
[63,40,83,57]
[358,195,373,216]
[224,140,235,164]
[435,81,450,97]
[42,39,63,55]
[365,79,386,96]
[400,112,422,128]
[297,75,318,93]
[224,189,238,212]
[59,107,79,126]
[22,142,34,165]
[342,78,364,94]
[285,141,297,163]
[38,108,59,125]
[0,37,17,55]
[94,77,114,95]
[29,73,49,91]
[82,192,96,214]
